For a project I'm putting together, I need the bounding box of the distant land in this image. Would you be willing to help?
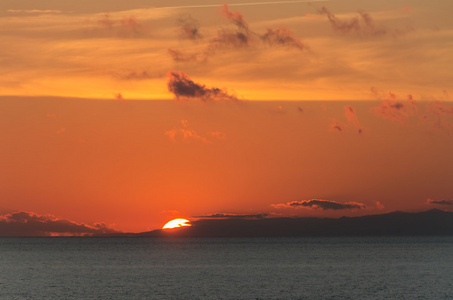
[121,209,453,238]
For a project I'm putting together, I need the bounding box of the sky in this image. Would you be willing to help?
[1,0,453,235]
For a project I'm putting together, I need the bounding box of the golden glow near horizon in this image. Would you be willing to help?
[162,219,192,229]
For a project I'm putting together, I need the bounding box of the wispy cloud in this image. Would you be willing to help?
[272,199,366,210]
[371,89,417,124]
[7,9,62,14]
[318,7,412,37]
[92,13,150,38]
[153,0,331,10]
[165,120,224,144]
[169,4,308,63]
[194,213,268,219]
[330,119,344,133]
[177,15,203,40]
[422,101,453,135]
[344,105,363,134]
[426,199,453,206]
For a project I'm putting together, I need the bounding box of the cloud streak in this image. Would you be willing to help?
[0,211,120,236]
[272,199,366,210]
[194,213,268,219]
[154,0,330,10]
[426,199,453,206]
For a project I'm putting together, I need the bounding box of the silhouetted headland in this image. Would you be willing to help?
[130,209,453,237]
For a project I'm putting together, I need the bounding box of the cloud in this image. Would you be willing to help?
[167,49,200,63]
[318,7,407,37]
[165,120,224,143]
[371,90,417,124]
[261,27,308,51]
[344,105,363,134]
[0,211,120,236]
[94,14,149,37]
[375,201,385,210]
[209,30,250,49]
[177,15,202,40]
[272,199,366,210]
[112,71,157,80]
[7,9,62,14]
[422,101,453,135]
[426,199,453,206]
[169,5,308,63]
[167,70,239,101]
[165,128,208,143]
[330,119,344,133]
[220,4,249,31]
[194,213,268,219]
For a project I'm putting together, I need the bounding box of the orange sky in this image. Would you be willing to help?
[1,0,453,234]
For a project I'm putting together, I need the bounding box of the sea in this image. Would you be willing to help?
[1,237,453,299]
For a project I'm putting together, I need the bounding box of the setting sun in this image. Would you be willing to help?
[162,218,192,229]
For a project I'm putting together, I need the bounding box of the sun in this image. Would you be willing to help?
[162,218,192,229]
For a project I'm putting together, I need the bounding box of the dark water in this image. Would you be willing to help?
[1,237,453,299]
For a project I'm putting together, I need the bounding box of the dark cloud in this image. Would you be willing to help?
[195,213,268,219]
[426,199,453,206]
[273,199,366,210]
[177,15,202,40]
[168,5,308,63]
[318,7,407,37]
[261,27,308,51]
[167,70,239,101]
[0,211,120,236]
[330,119,344,133]
[372,90,417,124]
[344,105,363,134]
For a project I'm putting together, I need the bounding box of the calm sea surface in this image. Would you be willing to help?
[1,237,453,299]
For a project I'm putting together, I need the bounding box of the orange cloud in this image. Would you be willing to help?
[423,101,453,135]
[0,211,120,236]
[344,105,363,134]
[94,14,149,37]
[372,90,417,124]
[220,4,249,31]
[165,120,225,143]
